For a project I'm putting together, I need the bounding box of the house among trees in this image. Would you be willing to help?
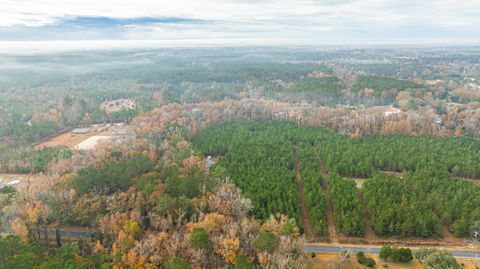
[100,98,136,114]
[274,111,287,120]
[206,156,215,169]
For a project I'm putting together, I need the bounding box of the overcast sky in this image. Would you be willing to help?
[0,0,479,49]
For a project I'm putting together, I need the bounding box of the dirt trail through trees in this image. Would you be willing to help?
[357,189,379,241]
[312,146,339,244]
[292,145,314,241]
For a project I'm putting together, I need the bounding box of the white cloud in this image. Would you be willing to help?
[0,0,479,45]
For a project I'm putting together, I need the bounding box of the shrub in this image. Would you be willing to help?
[380,246,413,263]
[254,232,278,253]
[391,247,413,263]
[379,246,392,260]
[189,228,213,250]
[234,254,253,269]
[414,248,462,269]
[357,252,376,267]
[365,257,376,267]
[357,252,366,264]
[165,256,191,269]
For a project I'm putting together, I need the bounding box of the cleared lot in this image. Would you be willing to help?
[36,123,134,150]
[74,136,112,150]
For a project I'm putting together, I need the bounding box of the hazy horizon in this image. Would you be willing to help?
[1,39,480,54]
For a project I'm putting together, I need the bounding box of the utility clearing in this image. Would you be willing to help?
[293,144,314,241]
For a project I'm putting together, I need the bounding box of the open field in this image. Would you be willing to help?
[307,253,479,269]
[36,123,134,150]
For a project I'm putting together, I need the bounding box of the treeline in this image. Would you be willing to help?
[139,62,331,84]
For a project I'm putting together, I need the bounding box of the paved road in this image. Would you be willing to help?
[305,244,480,259]
[3,225,480,259]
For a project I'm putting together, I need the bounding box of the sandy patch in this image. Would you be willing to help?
[74,136,112,150]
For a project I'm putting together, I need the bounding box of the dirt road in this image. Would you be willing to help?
[293,144,314,241]
[357,188,379,241]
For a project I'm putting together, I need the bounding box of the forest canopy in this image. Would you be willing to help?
[193,121,480,237]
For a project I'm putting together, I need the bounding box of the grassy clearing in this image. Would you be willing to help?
[344,178,369,189]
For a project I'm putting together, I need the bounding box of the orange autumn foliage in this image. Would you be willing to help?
[113,250,153,269]
[11,219,29,244]
[215,238,240,264]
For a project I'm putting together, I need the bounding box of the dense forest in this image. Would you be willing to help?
[352,76,422,94]
[328,173,365,237]
[195,121,302,225]
[193,121,480,238]
[290,77,343,94]
[316,134,480,178]
[364,171,480,237]
[364,174,441,237]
